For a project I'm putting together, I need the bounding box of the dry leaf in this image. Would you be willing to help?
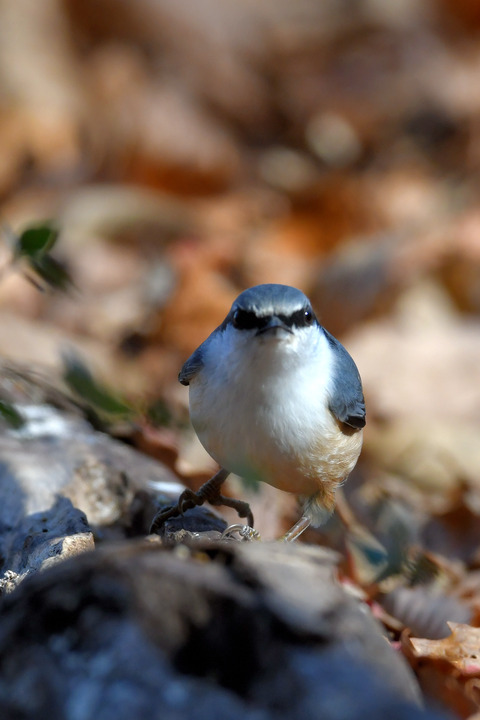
[409,623,480,675]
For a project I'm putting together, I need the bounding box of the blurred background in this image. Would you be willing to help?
[1,1,480,705]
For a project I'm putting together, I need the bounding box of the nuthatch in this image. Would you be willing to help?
[151,284,365,541]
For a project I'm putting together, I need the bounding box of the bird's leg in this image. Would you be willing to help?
[282,482,338,542]
[282,515,312,542]
[150,468,254,534]
[194,467,230,506]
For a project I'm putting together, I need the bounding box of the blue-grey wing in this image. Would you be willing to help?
[324,329,366,429]
[178,345,205,386]
[178,321,228,386]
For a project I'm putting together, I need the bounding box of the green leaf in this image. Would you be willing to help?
[15,223,58,258]
[63,354,134,419]
[0,400,24,429]
[145,399,173,427]
[28,254,73,293]
[9,221,73,293]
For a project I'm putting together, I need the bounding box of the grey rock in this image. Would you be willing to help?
[0,397,185,587]
[0,540,445,720]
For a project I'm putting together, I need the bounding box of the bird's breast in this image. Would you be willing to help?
[189,360,362,496]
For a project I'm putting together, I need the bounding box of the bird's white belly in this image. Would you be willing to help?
[189,367,362,497]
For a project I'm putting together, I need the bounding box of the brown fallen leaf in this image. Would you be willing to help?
[402,626,480,718]
[409,622,480,675]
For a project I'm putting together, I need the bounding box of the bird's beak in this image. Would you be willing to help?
[256,316,293,337]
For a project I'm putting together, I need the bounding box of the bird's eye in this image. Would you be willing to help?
[304,309,313,325]
[290,307,315,327]
[233,309,258,330]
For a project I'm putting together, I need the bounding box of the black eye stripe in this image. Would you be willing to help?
[232,306,315,330]
[232,309,260,330]
[289,308,314,327]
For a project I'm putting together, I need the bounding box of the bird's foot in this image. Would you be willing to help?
[149,487,203,534]
[221,524,261,541]
[149,468,255,535]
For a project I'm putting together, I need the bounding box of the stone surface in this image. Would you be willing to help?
[0,367,185,587]
[0,539,443,720]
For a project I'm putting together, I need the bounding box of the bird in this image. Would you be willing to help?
[150,283,365,541]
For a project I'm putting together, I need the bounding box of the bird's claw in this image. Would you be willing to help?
[220,524,261,542]
[149,488,200,534]
[149,468,255,536]
[177,488,200,514]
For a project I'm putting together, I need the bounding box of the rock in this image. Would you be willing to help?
[0,539,441,720]
[0,366,191,587]
[0,495,93,586]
